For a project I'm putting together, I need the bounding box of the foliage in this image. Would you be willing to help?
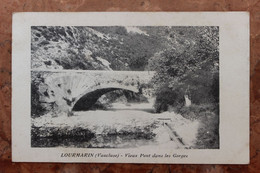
[97,90,148,107]
[31,125,95,147]
[31,72,48,118]
[148,26,219,111]
[147,27,220,148]
[154,85,185,113]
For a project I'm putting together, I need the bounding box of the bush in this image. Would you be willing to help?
[31,126,95,147]
[154,86,185,113]
[177,103,219,120]
[31,72,48,118]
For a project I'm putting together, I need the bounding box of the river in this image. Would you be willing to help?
[32,100,199,149]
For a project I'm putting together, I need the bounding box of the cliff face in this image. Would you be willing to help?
[31,26,116,70]
[31,26,155,70]
[31,26,197,71]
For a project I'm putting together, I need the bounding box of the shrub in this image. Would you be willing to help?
[154,86,185,113]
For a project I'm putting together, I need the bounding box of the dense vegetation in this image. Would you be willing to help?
[147,26,219,148]
[31,72,48,118]
[148,26,219,112]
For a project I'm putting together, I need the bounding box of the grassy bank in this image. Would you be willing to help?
[176,103,219,149]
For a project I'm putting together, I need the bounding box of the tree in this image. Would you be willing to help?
[148,26,219,112]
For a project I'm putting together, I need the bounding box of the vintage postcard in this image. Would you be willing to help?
[12,12,249,163]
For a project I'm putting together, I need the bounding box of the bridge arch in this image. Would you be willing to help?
[72,87,142,111]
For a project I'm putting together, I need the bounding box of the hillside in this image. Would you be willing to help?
[31,26,204,71]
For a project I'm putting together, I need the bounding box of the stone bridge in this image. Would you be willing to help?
[35,70,154,113]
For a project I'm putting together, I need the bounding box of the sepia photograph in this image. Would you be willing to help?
[30,26,219,149]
